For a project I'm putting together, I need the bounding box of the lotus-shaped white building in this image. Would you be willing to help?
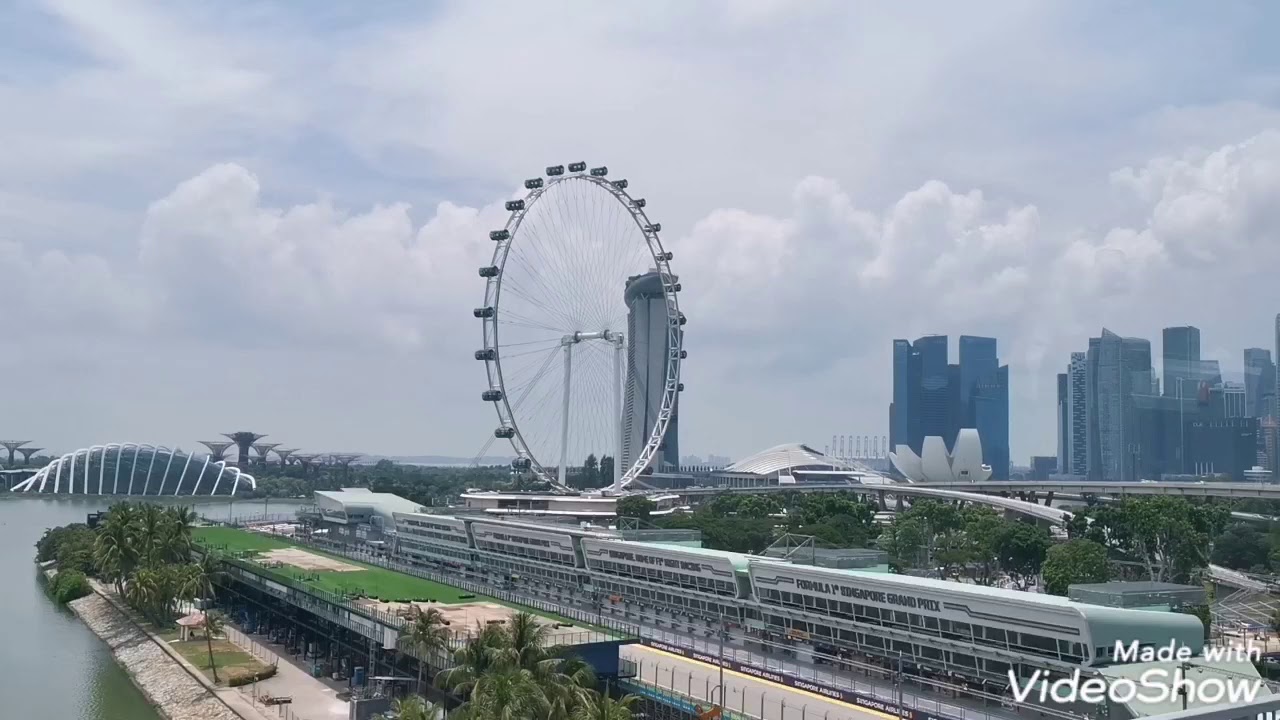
[889,429,992,483]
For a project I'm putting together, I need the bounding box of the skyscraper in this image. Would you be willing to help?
[972,364,1010,478]
[1057,373,1068,475]
[915,335,951,447]
[1275,313,1280,420]
[1162,326,1201,399]
[1087,329,1152,481]
[891,335,1008,478]
[890,339,913,453]
[1067,352,1088,475]
[959,336,998,423]
[621,271,679,474]
[1244,348,1275,418]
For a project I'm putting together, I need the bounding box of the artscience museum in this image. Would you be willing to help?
[889,428,993,482]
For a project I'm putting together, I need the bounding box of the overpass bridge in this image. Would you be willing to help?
[673,481,1071,524]
[910,480,1280,500]
[673,479,1278,527]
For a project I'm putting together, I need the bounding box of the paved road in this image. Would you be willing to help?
[621,644,897,720]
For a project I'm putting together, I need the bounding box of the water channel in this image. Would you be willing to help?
[0,495,306,719]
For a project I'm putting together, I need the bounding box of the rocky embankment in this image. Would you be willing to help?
[68,592,242,720]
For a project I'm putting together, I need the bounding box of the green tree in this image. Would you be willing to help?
[581,455,599,489]
[181,553,223,609]
[571,687,637,720]
[94,508,137,594]
[437,623,507,698]
[380,695,439,720]
[878,517,925,572]
[995,522,1051,589]
[1043,539,1110,596]
[615,496,655,520]
[49,570,92,604]
[467,667,547,720]
[1069,497,1227,583]
[400,607,452,694]
[1211,523,1269,572]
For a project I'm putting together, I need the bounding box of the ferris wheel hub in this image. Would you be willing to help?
[561,330,624,346]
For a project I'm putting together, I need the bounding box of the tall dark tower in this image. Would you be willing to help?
[621,271,680,475]
[224,432,266,469]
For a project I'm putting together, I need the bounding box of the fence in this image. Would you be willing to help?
[224,624,282,668]
[230,681,311,720]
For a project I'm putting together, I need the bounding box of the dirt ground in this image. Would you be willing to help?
[258,547,362,572]
[359,600,590,644]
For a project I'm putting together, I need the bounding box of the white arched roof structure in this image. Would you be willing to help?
[11,443,257,496]
[889,429,993,483]
[725,443,855,476]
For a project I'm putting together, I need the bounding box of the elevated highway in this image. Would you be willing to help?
[674,480,1277,527]
[673,481,1071,524]
[909,480,1280,500]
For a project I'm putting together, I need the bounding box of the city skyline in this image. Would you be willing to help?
[1054,319,1277,481]
[4,4,1280,462]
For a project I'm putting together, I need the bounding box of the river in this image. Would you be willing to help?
[0,494,307,719]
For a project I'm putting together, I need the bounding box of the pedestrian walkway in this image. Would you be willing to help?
[221,625,350,720]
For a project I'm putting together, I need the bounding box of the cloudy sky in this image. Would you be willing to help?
[4,0,1280,465]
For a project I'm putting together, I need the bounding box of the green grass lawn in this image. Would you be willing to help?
[192,525,615,635]
[193,526,475,603]
[171,636,272,686]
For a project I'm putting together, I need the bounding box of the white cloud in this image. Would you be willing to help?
[9,124,1278,457]
[4,1,1280,460]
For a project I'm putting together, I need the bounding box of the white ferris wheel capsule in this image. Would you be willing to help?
[474,163,682,491]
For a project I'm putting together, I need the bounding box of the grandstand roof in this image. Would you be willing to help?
[725,443,855,475]
[621,540,756,573]
[314,488,424,520]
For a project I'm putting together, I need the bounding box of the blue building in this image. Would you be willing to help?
[890,335,1009,478]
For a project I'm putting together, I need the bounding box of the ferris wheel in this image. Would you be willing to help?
[474,163,683,491]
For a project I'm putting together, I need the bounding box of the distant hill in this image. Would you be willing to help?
[358,454,515,467]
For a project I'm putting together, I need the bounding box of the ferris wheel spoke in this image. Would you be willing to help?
[499,279,580,333]
[522,205,589,330]
[505,244,582,330]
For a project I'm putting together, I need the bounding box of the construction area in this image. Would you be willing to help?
[355,599,592,644]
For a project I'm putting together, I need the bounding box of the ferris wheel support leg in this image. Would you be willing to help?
[559,342,573,487]
[613,338,623,492]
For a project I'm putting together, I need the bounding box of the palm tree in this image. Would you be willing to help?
[380,695,440,720]
[94,509,136,594]
[467,667,547,720]
[202,610,225,684]
[400,607,452,694]
[437,623,507,699]
[533,653,595,719]
[181,553,223,609]
[570,687,636,720]
[135,504,168,567]
[164,506,197,562]
[499,612,553,670]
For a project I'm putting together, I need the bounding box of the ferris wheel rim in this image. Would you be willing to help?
[477,169,682,490]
